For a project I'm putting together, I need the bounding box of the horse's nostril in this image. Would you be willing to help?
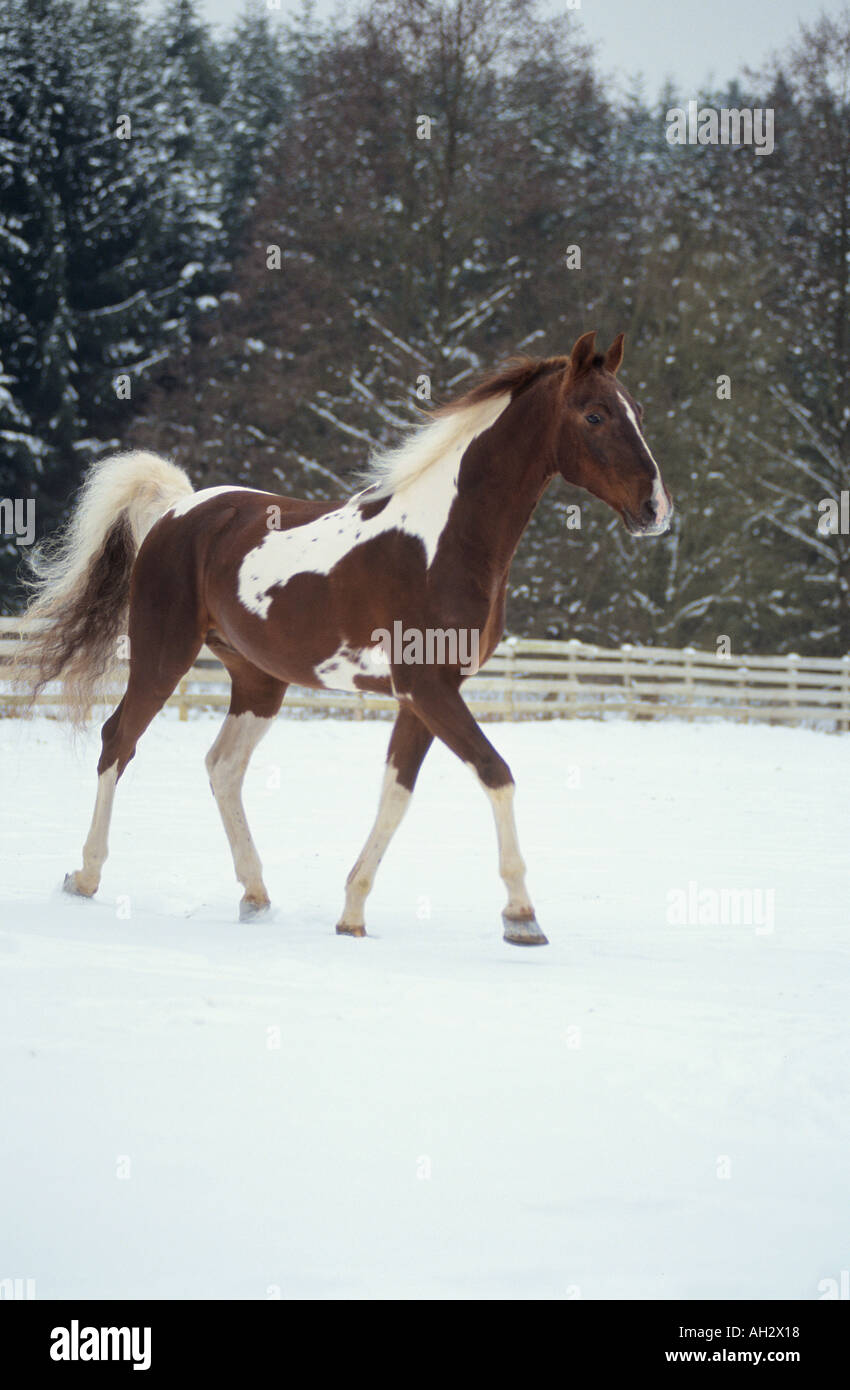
[640,499,656,524]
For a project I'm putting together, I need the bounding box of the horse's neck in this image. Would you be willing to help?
[370,388,554,588]
[447,397,555,580]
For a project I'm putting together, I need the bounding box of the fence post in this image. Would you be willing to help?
[621,643,634,718]
[736,661,748,724]
[787,652,799,724]
[178,676,188,722]
[683,646,695,720]
[565,638,579,717]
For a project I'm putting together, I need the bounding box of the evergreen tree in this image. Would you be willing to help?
[0,0,233,605]
[2,0,848,657]
[220,1,291,239]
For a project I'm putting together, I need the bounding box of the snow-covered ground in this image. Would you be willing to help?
[0,711,848,1300]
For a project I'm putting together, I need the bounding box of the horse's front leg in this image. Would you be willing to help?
[406,678,547,946]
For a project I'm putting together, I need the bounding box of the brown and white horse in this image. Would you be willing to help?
[15,331,672,945]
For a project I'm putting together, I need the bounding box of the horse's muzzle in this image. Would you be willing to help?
[625,497,674,537]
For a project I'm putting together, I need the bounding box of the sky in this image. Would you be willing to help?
[190,0,834,100]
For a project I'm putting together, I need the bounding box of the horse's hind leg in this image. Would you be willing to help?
[64,614,205,898]
[204,645,287,921]
[64,708,122,896]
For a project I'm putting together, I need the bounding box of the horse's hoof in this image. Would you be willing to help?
[502,913,548,946]
[239,898,271,922]
[63,872,95,898]
[336,922,366,938]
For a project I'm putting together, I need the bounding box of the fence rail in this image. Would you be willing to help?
[1,618,848,729]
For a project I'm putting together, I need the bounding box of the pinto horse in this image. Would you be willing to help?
[16,331,672,945]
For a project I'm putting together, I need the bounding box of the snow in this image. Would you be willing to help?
[0,712,848,1300]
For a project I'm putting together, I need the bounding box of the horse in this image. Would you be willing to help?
[14,330,672,946]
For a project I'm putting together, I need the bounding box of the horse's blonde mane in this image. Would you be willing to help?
[362,395,509,498]
[362,355,568,499]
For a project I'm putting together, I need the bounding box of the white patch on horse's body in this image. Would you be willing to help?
[237,394,511,621]
[168,485,267,519]
[314,644,390,692]
[616,388,671,530]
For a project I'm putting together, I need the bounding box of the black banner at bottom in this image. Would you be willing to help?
[0,1298,844,1375]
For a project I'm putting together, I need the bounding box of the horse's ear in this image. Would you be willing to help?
[604,332,625,375]
[569,330,597,377]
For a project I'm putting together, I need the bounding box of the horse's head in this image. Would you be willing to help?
[556,331,672,536]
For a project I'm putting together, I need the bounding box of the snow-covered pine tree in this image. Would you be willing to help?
[219,1,292,241]
[0,0,235,607]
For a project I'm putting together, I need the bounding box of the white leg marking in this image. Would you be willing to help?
[338,764,411,932]
[469,776,547,944]
[66,764,119,896]
[206,712,275,911]
[486,783,535,918]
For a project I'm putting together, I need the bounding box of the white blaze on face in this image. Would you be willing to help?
[615,389,671,532]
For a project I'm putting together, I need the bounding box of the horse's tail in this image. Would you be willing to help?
[10,451,193,726]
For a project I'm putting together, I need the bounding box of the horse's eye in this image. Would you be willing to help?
[585,413,602,425]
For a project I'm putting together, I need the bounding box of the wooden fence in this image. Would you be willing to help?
[1,618,848,729]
